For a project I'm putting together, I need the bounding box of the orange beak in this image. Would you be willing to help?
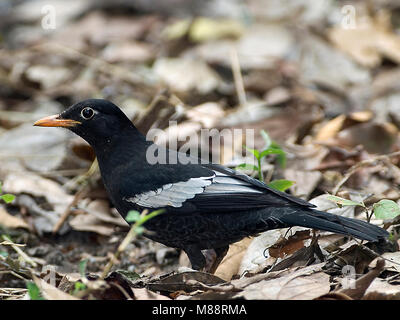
[34,115,81,127]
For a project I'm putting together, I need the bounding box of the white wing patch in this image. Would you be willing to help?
[124,170,263,209]
[204,172,263,194]
[124,176,214,208]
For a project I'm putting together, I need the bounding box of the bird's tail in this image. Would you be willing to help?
[278,208,388,242]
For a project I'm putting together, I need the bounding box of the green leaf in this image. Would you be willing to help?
[373,199,400,220]
[1,194,15,204]
[26,282,44,300]
[270,142,287,168]
[235,163,259,172]
[326,195,365,207]
[260,130,271,149]
[267,179,294,192]
[259,148,287,169]
[276,153,287,169]
[0,181,2,194]
[260,148,286,158]
[74,281,86,291]
[79,259,88,277]
[115,270,141,281]
[134,226,145,235]
[125,210,141,223]
[72,281,87,295]
[245,146,260,160]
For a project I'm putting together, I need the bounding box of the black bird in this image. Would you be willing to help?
[34,99,389,271]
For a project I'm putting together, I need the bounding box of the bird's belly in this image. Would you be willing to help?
[142,210,269,250]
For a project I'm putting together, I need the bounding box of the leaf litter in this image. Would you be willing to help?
[1,0,400,300]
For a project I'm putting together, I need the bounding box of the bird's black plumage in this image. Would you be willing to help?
[34,99,389,271]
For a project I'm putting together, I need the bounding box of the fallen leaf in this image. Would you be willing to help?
[284,169,321,198]
[236,263,330,300]
[239,230,282,275]
[237,24,293,69]
[101,41,154,63]
[0,206,29,230]
[153,58,221,94]
[315,114,347,141]
[0,122,73,172]
[299,35,370,92]
[25,65,72,89]
[336,122,398,154]
[337,259,385,299]
[3,172,73,214]
[328,11,400,68]
[189,17,244,42]
[215,237,253,281]
[363,279,400,300]
[33,276,79,300]
[132,288,170,300]
[147,271,226,294]
[370,252,400,273]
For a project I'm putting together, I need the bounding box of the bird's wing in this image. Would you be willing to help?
[123,174,215,208]
[123,163,315,212]
[201,163,314,208]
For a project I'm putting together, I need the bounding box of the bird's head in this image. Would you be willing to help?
[34,99,136,147]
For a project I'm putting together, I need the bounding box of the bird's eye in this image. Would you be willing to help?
[81,107,94,120]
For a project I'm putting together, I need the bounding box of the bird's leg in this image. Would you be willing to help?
[206,246,229,274]
[183,245,206,271]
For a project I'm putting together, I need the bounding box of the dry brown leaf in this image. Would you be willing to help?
[33,276,80,300]
[0,206,29,230]
[69,200,127,235]
[370,252,400,273]
[153,58,221,94]
[186,102,225,128]
[363,279,400,300]
[314,111,373,142]
[132,288,170,300]
[215,237,253,281]
[329,11,400,67]
[239,230,283,275]
[69,213,116,236]
[349,111,373,122]
[147,271,226,293]
[337,122,398,154]
[337,259,385,299]
[0,123,72,173]
[101,41,154,63]
[235,263,330,300]
[315,114,346,141]
[284,169,321,199]
[85,200,127,227]
[3,172,73,214]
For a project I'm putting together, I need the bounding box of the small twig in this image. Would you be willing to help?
[0,241,25,247]
[52,159,98,234]
[52,184,89,234]
[230,47,247,108]
[364,207,374,224]
[100,209,164,279]
[1,235,37,268]
[184,279,238,292]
